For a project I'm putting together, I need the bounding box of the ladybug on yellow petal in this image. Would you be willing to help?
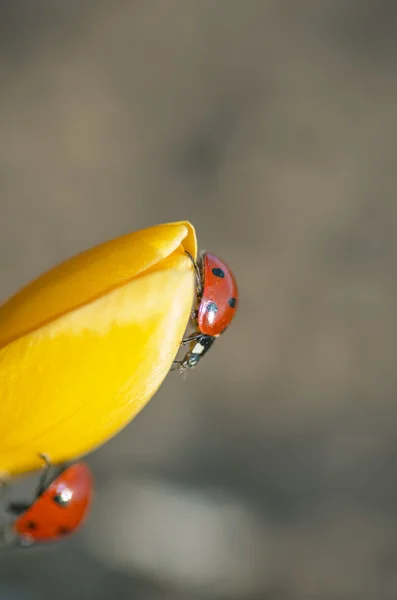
[173,251,238,372]
[5,455,93,547]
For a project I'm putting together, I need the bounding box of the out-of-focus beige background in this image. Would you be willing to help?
[1,1,397,598]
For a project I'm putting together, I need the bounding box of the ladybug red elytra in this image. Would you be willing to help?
[172,251,238,372]
[4,454,93,547]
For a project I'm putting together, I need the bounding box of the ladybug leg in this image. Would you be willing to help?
[0,478,30,516]
[171,360,183,371]
[184,251,203,296]
[35,453,53,497]
[4,455,54,517]
[171,359,189,376]
[181,332,203,345]
[0,479,9,506]
[6,502,30,516]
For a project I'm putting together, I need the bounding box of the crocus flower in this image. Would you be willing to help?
[0,221,196,477]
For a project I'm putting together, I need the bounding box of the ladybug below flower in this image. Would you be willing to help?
[2,454,93,547]
[172,251,238,373]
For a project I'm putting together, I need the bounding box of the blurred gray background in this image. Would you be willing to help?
[1,0,397,598]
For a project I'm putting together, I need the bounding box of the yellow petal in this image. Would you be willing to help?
[0,222,196,477]
[0,220,196,350]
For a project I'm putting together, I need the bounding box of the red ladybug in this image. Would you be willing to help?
[6,455,93,547]
[172,251,238,372]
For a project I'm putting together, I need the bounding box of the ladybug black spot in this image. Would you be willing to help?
[207,301,218,313]
[26,521,37,530]
[212,267,225,278]
[228,297,237,308]
[58,526,71,536]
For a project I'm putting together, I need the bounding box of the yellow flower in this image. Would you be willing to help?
[0,221,196,477]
